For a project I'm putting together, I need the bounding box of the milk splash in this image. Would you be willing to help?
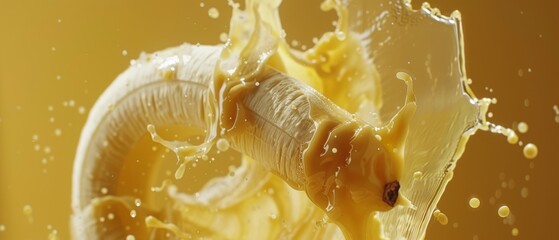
[70,0,536,239]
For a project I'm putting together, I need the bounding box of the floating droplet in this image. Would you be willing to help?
[433,210,448,225]
[520,187,529,198]
[469,197,480,209]
[219,32,228,42]
[216,138,230,152]
[517,122,528,133]
[498,205,510,218]
[523,143,538,159]
[22,205,33,223]
[208,7,220,19]
[512,227,519,237]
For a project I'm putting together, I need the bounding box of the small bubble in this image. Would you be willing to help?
[216,138,230,152]
[78,106,86,114]
[101,187,108,194]
[469,197,480,209]
[433,210,448,225]
[506,132,518,144]
[523,143,538,159]
[517,122,528,133]
[517,69,524,77]
[208,7,220,19]
[126,234,136,240]
[107,213,115,220]
[335,31,346,41]
[255,82,260,86]
[512,227,519,237]
[22,205,33,223]
[134,198,142,207]
[219,32,228,42]
[520,187,529,198]
[69,100,75,107]
[413,171,423,181]
[54,128,62,137]
[130,209,137,218]
[332,148,337,153]
[0,224,5,231]
[44,146,52,154]
[498,205,510,218]
[122,50,128,56]
[291,40,299,47]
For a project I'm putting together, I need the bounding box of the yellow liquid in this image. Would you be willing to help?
[69,0,490,239]
[66,0,500,239]
[0,0,552,239]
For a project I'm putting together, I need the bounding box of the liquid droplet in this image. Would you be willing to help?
[208,7,220,19]
[498,205,510,218]
[469,197,480,209]
[216,138,230,152]
[517,122,528,133]
[523,143,538,159]
[512,227,519,237]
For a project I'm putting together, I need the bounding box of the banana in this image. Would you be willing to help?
[71,1,484,239]
[71,39,413,239]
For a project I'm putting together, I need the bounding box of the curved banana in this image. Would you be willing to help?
[71,0,484,239]
[71,37,413,239]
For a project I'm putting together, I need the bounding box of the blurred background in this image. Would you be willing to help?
[0,0,557,239]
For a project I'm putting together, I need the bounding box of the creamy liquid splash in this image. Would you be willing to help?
[71,0,538,239]
[147,0,415,238]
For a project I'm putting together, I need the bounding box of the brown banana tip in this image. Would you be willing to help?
[383,181,400,207]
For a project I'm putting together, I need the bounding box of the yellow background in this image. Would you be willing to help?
[1,0,558,239]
